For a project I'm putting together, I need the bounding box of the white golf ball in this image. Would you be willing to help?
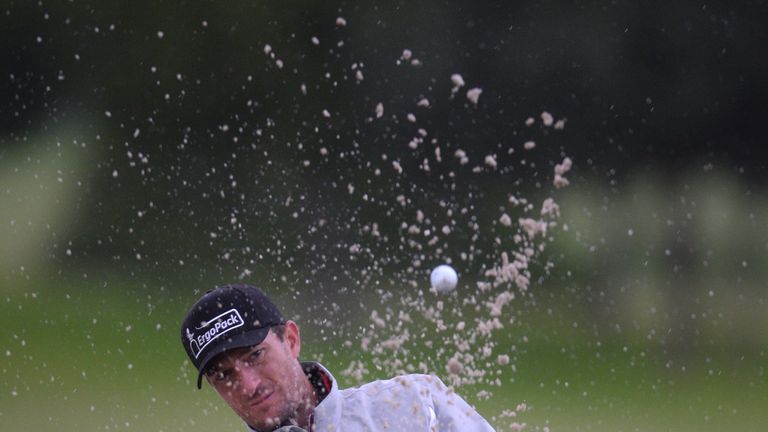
[430,264,458,293]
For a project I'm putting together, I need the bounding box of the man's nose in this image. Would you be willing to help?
[236,363,262,395]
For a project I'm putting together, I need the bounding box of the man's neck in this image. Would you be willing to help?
[293,361,335,431]
[293,378,319,430]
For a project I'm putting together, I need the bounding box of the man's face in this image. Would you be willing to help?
[205,321,313,430]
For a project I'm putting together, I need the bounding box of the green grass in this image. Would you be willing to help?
[1,276,765,431]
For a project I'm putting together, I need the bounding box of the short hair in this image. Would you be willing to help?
[270,324,286,340]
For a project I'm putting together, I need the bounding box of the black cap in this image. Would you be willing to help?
[180,284,285,388]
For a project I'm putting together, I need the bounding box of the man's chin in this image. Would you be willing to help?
[242,397,302,430]
[247,417,282,431]
[245,410,292,431]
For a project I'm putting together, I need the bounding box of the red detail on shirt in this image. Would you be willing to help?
[318,369,332,396]
[304,364,333,432]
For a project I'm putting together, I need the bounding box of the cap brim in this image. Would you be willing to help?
[195,326,271,389]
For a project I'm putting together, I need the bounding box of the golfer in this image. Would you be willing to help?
[181,284,496,431]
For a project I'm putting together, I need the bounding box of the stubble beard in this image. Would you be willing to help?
[250,386,310,431]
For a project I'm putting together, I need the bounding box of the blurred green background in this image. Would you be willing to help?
[2,1,767,431]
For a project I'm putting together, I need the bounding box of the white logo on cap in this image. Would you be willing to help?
[189,308,244,359]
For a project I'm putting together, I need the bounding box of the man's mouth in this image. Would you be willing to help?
[249,390,273,408]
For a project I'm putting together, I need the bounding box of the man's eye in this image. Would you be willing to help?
[249,349,264,360]
[211,370,229,382]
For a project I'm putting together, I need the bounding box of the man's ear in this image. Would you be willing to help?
[284,320,301,357]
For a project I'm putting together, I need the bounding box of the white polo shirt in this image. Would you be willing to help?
[251,362,495,432]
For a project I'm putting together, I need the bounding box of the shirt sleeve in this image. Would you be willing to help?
[422,375,496,432]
